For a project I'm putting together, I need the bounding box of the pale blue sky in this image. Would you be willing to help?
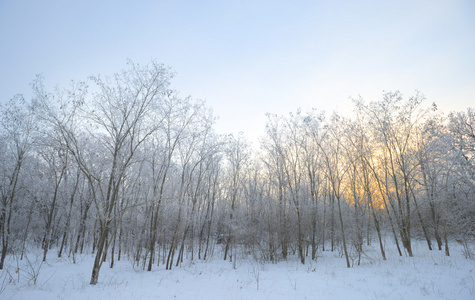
[1,0,474,142]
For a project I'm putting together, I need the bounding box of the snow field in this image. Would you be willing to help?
[1,240,474,300]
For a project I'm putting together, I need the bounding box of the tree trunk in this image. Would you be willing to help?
[337,195,350,268]
[90,225,109,285]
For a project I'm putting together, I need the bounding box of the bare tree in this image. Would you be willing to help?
[356,92,429,257]
[0,95,35,269]
[32,61,172,284]
[223,133,250,266]
[316,114,351,267]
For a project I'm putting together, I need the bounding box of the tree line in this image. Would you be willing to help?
[1,61,474,284]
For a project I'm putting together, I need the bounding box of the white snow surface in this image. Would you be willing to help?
[1,241,474,300]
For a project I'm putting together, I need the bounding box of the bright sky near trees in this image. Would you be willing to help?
[1,0,474,144]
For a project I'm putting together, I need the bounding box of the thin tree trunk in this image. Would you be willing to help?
[90,225,109,285]
[337,195,350,268]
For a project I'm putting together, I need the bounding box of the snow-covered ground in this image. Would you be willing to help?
[1,241,474,300]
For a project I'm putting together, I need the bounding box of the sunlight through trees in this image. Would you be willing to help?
[1,62,474,284]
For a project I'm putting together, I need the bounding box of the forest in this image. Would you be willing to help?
[1,61,474,287]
